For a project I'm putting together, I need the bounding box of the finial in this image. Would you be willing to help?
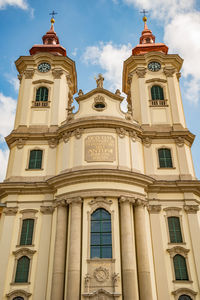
[49,10,57,25]
[140,9,148,24]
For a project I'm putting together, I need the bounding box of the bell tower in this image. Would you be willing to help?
[123,16,186,130]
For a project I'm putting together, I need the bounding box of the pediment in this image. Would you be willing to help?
[75,88,124,103]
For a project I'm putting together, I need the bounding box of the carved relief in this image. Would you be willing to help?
[129,130,137,142]
[66,196,82,205]
[119,196,135,204]
[116,127,127,138]
[55,199,67,207]
[143,137,152,147]
[3,207,18,216]
[24,69,35,79]
[48,138,58,148]
[136,67,147,78]
[135,198,148,207]
[63,131,72,143]
[112,273,119,293]
[40,205,55,214]
[89,197,113,206]
[16,138,25,149]
[85,273,91,293]
[52,68,63,79]
[74,128,84,139]
[163,67,176,77]
[175,137,185,147]
[167,246,189,258]
[78,89,84,96]
[6,289,31,300]
[93,95,107,111]
[13,248,36,259]
[94,267,109,282]
[148,205,161,213]
[184,205,199,214]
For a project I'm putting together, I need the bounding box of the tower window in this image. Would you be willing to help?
[20,219,34,245]
[36,87,48,101]
[91,208,112,259]
[13,297,24,300]
[151,85,164,100]
[158,148,173,168]
[28,150,43,169]
[173,254,188,280]
[178,296,192,300]
[15,256,30,283]
[168,217,182,243]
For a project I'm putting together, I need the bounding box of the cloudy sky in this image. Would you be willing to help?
[0,0,200,181]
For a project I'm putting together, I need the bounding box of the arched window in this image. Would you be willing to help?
[151,85,164,100]
[173,254,188,280]
[13,297,24,300]
[15,256,30,283]
[20,219,34,245]
[168,217,182,243]
[158,148,173,168]
[28,149,43,169]
[91,208,112,259]
[178,295,192,300]
[36,87,48,101]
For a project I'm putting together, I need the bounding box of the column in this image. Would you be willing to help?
[119,196,139,300]
[66,197,82,300]
[51,200,68,300]
[148,205,170,300]
[134,199,153,300]
[184,204,200,289]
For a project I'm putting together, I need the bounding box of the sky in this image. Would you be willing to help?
[0,0,200,181]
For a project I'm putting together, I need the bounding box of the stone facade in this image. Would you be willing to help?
[0,20,200,300]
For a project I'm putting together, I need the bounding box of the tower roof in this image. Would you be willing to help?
[29,17,67,56]
[132,16,168,56]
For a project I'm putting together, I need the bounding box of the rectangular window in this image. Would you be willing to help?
[168,217,183,243]
[28,150,43,169]
[20,219,34,245]
[158,148,173,168]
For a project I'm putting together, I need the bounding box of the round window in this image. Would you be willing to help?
[94,103,105,109]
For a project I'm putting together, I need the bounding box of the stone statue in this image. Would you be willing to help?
[95,73,104,88]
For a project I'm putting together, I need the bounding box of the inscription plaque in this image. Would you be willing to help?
[85,135,116,162]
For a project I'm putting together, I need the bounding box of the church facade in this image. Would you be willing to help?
[0,16,200,300]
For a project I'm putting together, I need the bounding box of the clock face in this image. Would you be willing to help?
[148,61,161,72]
[38,62,51,73]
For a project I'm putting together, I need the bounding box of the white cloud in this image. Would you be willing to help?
[0,148,9,182]
[6,76,20,92]
[0,92,16,141]
[83,42,132,90]
[0,0,28,9]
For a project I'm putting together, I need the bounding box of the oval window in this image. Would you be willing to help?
[94,103,105,109]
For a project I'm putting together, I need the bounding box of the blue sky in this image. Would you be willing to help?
[0,0,200,180]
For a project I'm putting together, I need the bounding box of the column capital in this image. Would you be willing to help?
[119,196,135,204]
[163,66,176,77]
[135,67,147,78]
[40,205,55,214]
[55,199,67,207]
[184,205,199,214]
[66,196,82,205]
[148,205,161,213]
[134,199,148,207]
[3,206,18,216]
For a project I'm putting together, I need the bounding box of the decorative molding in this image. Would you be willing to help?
[127,73,133,85]
[136,67,147,78]
[93,95,107,111]
[66,196,82,205]
[48,138,58,148]
[175,137,185,147]
[52,68,63,79]
[55,199,67,207]
[119,196,136,204]
[40,205,55,214]
[135,198,148,207]
[146,78,167,83]
[163,207,182,212]
[167,246,189,258]
[6,289,31,300]
[143,137,152,147]
[93,266,109,282]
[16,138,26,149]
[24,68,35,79]
[163,67,176,77]
[17,73,23,82]
[89,197,113,206]
[13,248,36,259]
[172,288,197,296]
[32,79,54,85]
[3,207,18,216]
[74,128,84,139]
[129,130,137,142]
[82,288,121,298]
[184,205,199,214]
[116,127,127,138]
[63,131,72,143]
[84,273,91,293]
[148,205,161,213]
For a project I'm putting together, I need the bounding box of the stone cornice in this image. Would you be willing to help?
[5,119,195,148]
[148,205,162,213]
[75,87,124,102]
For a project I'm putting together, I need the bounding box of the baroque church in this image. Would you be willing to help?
[0,15,200,300]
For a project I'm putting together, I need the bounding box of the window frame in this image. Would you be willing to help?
[35,86,49,102]
[168,216,183,243]
[157,147,175,169]
[14,256,30,283]
[147,79,168,107]
[6,289,31,300]
[151,85,164,101]
[90,208,112,259]
[26,148,45,171]
[17,209,38,247]
[172,288,197,300]
[19,219,35,246]
[32,81,52,108]
[173,254,189,281]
